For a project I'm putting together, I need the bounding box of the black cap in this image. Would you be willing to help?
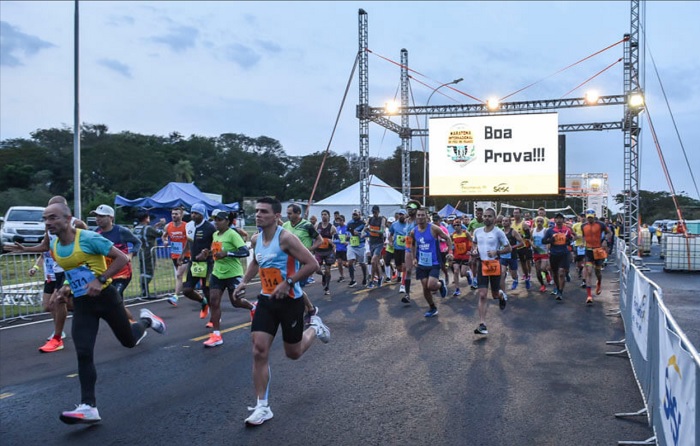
[555,212,565,218]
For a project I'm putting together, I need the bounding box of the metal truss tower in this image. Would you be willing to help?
[623,0,643,255]
[400,49,411,204]
[357,9,370,217]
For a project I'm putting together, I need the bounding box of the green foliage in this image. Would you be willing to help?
[614,190,700,222]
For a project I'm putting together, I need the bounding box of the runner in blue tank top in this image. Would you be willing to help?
[407,208,453,318]
[234,197,331,427]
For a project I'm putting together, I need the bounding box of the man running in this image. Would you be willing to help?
[571,213,586,287]
[407,208,452,317]
[542,212,574,300]
[388,210,408,287]
[531,217,551,293]
[499,216,524,300]
[234,197,330,426]
[182,203,215,320]
[43,203,165,425]
[132,210,165,297]
[202,210,255,347]
[333,215,349,282]
[162,207,191,306]
[472,208,511,335]
[345,209,368,288]
[467,207,486,290]
[432,213,451,286]
[450,218,472,296]
[314,210,337,295]
[400,200,420,301]
[365,205,386,289]
[511,208,533,289]
[581,209,611,304]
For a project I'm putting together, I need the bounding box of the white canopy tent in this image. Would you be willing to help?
[307,176,404,220]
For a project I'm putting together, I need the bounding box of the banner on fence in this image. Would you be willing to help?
[658,312,697,446]
[631,272,650,360]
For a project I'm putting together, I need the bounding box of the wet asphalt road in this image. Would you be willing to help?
[0,263,658,446]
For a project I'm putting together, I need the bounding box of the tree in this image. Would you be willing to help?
[614,190,700,222]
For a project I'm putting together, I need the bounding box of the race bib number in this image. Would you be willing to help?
[396,235,406,247]
[405,236,413,249]
[350,236,360,247]
[171,241,183,255]
[553,233,567,245]
[65,265,95,297]
[418,251,433,267]
[259,267,283,294]
[338,234,347,243]
[191,261,208,278]
[577,246,586,255]
[455,243,467,256]
[481,259,501,276]
[211,241,223,259]
[319,238,331,249]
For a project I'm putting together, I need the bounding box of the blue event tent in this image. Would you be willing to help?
[437,203,467,218]
[114,182,239,213]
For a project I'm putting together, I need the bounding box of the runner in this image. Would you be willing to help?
[345,209,368,288]
[314,210,337,295]
[511,207,533,289]
[365,205,386,289]
[388,210,408,287]
[282,204,322,318]
[202,210,255,347]
[531,217,551,293]
[450,218,472,297]
[472,208,511,335]
[162,207,191,306]
[571,213,587,287]
[132,210,165,297]
[182,203,215,320]
[542,212,574,300]
[333,215,349,282]
[29,249,68,352]
[42,203,165,425]
[407,208,453,317]
[432,213,451,286]
[383,217,396,282]
[499,216,524,300]
[234,197,330,426]
[467,207,486,290]
[581,209,612,304]
[400,200,421,301]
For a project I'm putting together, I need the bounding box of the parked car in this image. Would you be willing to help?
[0,206,46,252]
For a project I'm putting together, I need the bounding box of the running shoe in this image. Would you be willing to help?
[580,281,587,288]
[525,278,531,290]
[474,323,488,335]
[401,295,410,304]
[453,288,461,297]
[378,277,384,288]
[424,308,439,318]
[521,274,527,281]
[510,280,519,290]
[245,404,273,426]
[539,285,547,293]
[309,315,330,343]
[139,308,166,334]
[596,281,602,295]
[203,333,223,348]
[135,330,148,346]
[348,280,357,288]
[205,321,214,329]
[470,284,478,290]
[39,338,64,353]
[586,296,593,305]
[200,303,209,319]
[46,331,67,341]
[555,292,562,301]
[167,295,179,307]
[367,281,376,289]
[499,290,508,310]
[307,277,316,284]
[324,288,330,295]
[304,306,320,325]
[550,289,559,296]
[362,278,367,287]
[399,285,406,294]
[60,404,101,425]
[337,276,345,283]
[439,279,447,298]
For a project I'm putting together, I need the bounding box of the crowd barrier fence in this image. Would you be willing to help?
[610,237,699,446]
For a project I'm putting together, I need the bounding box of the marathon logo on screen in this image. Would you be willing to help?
[483,126,546,163]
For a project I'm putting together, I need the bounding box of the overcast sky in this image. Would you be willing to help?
[2,1,699,206]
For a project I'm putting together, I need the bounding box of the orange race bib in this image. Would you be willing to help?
[553,233,567,245]
[455,243,467,256]
[211,241,223,259]
[405,236,413,249]
[259,267,283,294]
[481,259,501,276]
[319,238,331,249]
[593,247,608,260]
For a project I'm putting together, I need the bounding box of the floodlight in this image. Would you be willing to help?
[584,91,599,105]
[384,100,400,114]
[486,98,500,111]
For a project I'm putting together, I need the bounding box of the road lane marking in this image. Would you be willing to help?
[0,392,14,399]
[191,322,251,342]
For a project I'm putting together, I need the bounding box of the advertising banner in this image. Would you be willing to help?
[429,113,559,197]
[658,313,697,446]
[631,272,650,360]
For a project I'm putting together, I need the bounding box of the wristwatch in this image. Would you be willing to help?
[97,274,108,284]
[285,277,294,287]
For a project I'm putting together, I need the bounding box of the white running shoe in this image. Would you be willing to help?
[60,404,101,424]
[140,308,166,334]
[399,285,406,294]
[135,330,148,346]
[245,404,273,426]
[309,315,330,344]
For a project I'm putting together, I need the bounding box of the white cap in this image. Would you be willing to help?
[90,204,115,217]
